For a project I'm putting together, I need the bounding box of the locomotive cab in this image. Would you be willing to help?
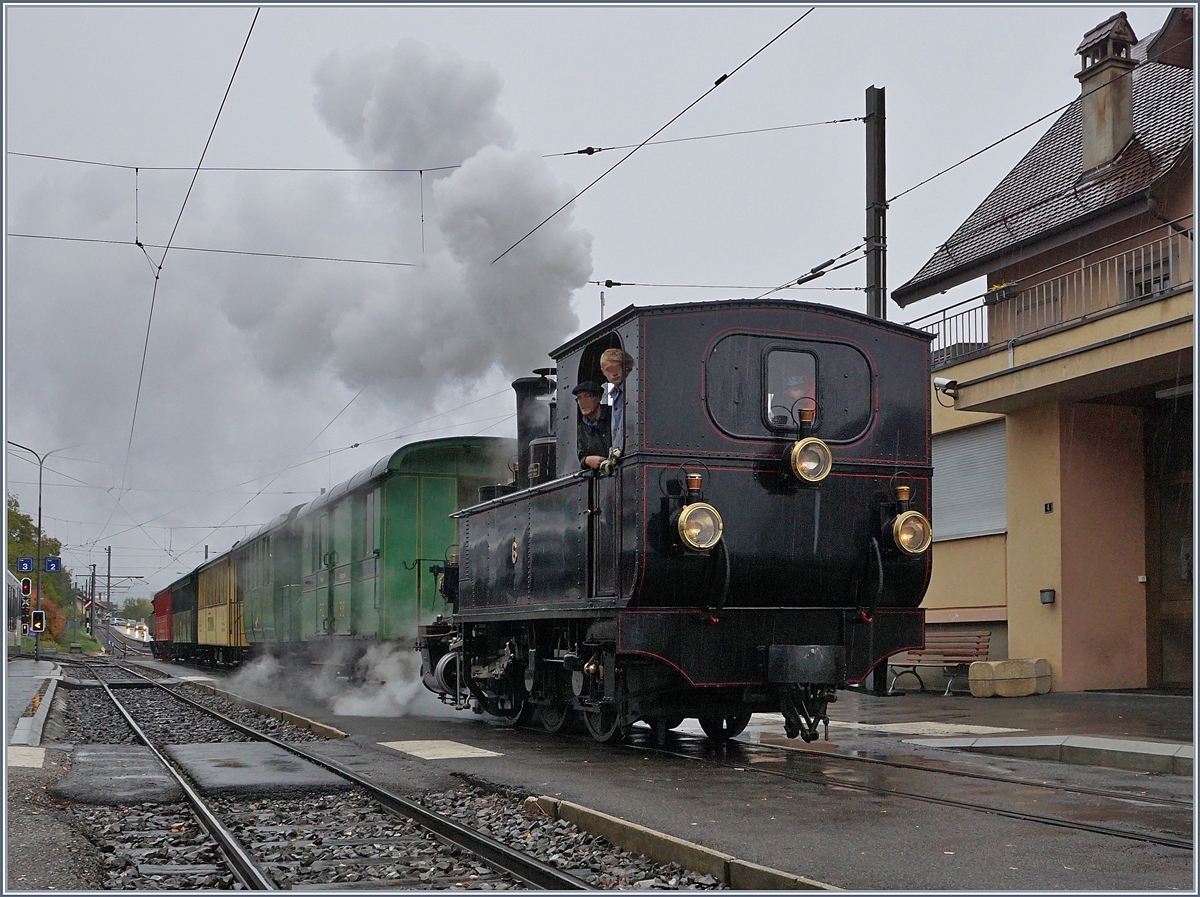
[422,299,933,744]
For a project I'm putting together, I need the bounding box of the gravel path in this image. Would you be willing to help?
[6,750,107,890]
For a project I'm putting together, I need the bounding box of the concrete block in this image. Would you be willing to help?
[555,799,733,880]
[50,745,183,804]
[1173,747,1192,777]
[167,742,351,795]
[728,858,837,890]
[969,658,1051,697]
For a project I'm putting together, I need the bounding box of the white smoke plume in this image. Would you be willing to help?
[226,643,459,719]
[214,39,591,409]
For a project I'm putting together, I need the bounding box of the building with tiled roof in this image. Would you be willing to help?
[894,12,1192,306]
[890,9,1193,694]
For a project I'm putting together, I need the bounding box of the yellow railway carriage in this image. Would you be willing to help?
[196,553,247,665]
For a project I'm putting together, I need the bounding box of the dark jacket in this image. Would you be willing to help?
[577,404,612,467]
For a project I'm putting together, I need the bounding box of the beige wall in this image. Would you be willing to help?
[1005,404,1065,685]
[924,534,1007,620]
[1059,403,1147,690]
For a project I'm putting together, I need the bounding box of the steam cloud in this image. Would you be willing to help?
[218,39,591,407]
[228,643,459,719]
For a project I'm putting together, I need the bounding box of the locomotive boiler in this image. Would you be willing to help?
[419,298,934,744]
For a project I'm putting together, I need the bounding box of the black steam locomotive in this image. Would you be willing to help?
[419,298,933,744]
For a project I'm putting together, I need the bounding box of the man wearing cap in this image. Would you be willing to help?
[574,381,611,470]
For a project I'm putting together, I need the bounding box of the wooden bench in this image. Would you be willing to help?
[888,630,991,695]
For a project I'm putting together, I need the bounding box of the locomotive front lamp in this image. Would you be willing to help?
[675,502,724,551]
[890,510,933,555]
[785,437,833,483]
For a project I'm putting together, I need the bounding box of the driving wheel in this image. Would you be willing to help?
[539,703,571,734]
[583,706,627,744]
[698,711,752,742]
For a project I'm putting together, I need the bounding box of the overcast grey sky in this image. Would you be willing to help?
[4,3,1175,597]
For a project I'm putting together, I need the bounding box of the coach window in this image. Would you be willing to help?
[765,350,817,429]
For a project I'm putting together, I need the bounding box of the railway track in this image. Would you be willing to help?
[58,658,590,890]
[620,722,1193,852]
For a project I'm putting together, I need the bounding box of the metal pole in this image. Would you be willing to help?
[35,457,43,661]
[865,85,887,320]
[106,546,112,626]
[90,564,97,640]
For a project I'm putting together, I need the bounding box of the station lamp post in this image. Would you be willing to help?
[7,441,74,662]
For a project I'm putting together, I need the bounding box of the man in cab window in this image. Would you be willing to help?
[574,382,611,470]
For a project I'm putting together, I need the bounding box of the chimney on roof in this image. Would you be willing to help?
[1076,11,1139,171]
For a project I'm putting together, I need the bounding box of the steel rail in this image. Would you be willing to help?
[117,662,592,890]
[636,736,1192,851]
[97,675,278,889]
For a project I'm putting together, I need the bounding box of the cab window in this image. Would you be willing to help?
[765,350,817,428]
[705,333,873,442]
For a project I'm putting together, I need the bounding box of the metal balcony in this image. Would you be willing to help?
[909,221,1194,371]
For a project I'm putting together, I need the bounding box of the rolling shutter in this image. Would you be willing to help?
[932,420,1006,541]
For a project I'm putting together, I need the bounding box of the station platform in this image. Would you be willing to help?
[740,685,1194,776]
[6,657,59,760]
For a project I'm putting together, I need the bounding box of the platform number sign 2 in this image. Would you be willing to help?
[44,557,62,573]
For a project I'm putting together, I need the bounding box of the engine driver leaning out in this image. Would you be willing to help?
[574,381,611,470]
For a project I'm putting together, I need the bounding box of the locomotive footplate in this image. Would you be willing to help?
[616,606,924,687]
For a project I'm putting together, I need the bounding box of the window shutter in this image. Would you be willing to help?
[932,420,1007,540]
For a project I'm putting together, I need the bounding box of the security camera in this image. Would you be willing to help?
[933,378,958,397]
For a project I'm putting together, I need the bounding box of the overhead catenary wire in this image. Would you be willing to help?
[588,279,863,292]
[750,242,866,300]
[8,233,419,268]
[7,115,858,174]
[155,383,368,575]
[113,9,261,525]
[887,36,1191,205]
[76,397,518,549]
[491,8,816,265]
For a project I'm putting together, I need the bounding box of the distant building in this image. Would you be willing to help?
[894,8,1193,691]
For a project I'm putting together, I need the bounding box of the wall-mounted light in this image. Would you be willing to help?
[1040,589,1056,605]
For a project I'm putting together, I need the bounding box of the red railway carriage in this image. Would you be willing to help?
[151,586,173,660]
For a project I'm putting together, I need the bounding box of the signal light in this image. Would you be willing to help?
[30,610,46,634]
[20,577,31,597]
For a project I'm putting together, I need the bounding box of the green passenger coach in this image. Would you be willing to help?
[237,436,515,664]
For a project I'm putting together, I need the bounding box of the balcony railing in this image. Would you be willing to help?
[910,223,1194,370]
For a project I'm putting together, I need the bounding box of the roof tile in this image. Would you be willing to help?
[894,59,1193,304]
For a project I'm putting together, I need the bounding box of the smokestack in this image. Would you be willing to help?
[1075,12,1139,171]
